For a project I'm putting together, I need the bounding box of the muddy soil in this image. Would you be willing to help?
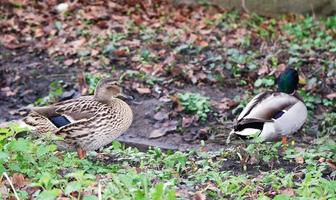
[0,46,78,122]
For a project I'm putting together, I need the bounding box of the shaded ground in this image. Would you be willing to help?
[0,46,77,122]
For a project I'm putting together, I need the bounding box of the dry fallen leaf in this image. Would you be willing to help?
[171,95,184,112]
[113,49,128,56]
[149,120,178,138]
[136,87,151,94]
[64,59,74,66]
[197,40,209,47]
[58,197,71,200]
[326,92,336,99]
[1,87,17,96]
[192,191,206,200]
[11,173,27,188]
[276,64,287,75]
[326,159,336,171]
[318,157,326,163]
[153,111,169,122]
[213,98,237,112]
[280,188,295,197]
[258,65,269,75]
[148,129,167,138]
[0,185,8,199]
[34,28,45,38]
[182,116,194,128]
[77,72,88,96]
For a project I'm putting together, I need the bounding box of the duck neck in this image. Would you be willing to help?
[94,92,114,105]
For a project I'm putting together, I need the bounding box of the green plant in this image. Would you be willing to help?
[103,33,126,54]
[254,76,275,88]
[297,90,329,111]
[282,16,335,50]
[244,141,282,165]
[85,74,102,94]
[319,113,336,136]
[30,172,63,200]
[34,80,64,106]
[177,92,212,121]
[64,171,96,198]
[103,171,176,200]
[121,70,161,86]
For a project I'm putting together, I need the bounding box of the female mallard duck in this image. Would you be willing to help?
[23,78,133,159]
[230,68,307,144]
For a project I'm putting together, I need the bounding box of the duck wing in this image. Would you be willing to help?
[237,92,271,122]
[237,92,301,123]
[273,100,307,136]
[23,111,59,135]
[30,96,95,119]
[55,109,125,151]
[28,96,98,128]
[54,96,98,121]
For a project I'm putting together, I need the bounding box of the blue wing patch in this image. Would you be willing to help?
[49,116,71,128]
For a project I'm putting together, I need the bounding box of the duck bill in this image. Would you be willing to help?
[299,75,306,85]
[118,92,134,100]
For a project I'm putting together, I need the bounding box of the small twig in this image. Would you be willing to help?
[241,0,250,14]
[98,180,102,200]
[310,3,316,20]
[307,65,323,78]
[2,172,21,200]
[263,49,283,66]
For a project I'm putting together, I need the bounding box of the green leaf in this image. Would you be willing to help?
[135,190,146,200]
[83,195,99,200]
[65,182,82,195]
[54,21,62,30]
[254,79,263,87]
[0,164,6,175]
[103,42,116,54]
[273,194,291,200]
[37,189,61,200]
[167,189,176,200]
[0,152,9,161]
[152,183,164,200]
[112,141,122,150]
[9,139,31,152]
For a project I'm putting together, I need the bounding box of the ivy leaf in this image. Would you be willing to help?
[152,183,164,200]
[9,139,31,152]
[254,79,263,87]
[37,189,62,200]
[65,181,82,195]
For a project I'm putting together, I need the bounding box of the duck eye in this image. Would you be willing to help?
[106,82,118,86]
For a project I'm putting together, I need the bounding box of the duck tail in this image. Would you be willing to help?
[23,112,58,136]
[226,129,235,144]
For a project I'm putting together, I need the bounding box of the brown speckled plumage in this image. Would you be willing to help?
[23,78,133,153]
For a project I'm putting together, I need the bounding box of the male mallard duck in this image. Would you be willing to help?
[230,68,307,143]
[23,78,133,159]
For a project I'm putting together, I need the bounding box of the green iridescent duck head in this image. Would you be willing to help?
[277,67,304,94]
